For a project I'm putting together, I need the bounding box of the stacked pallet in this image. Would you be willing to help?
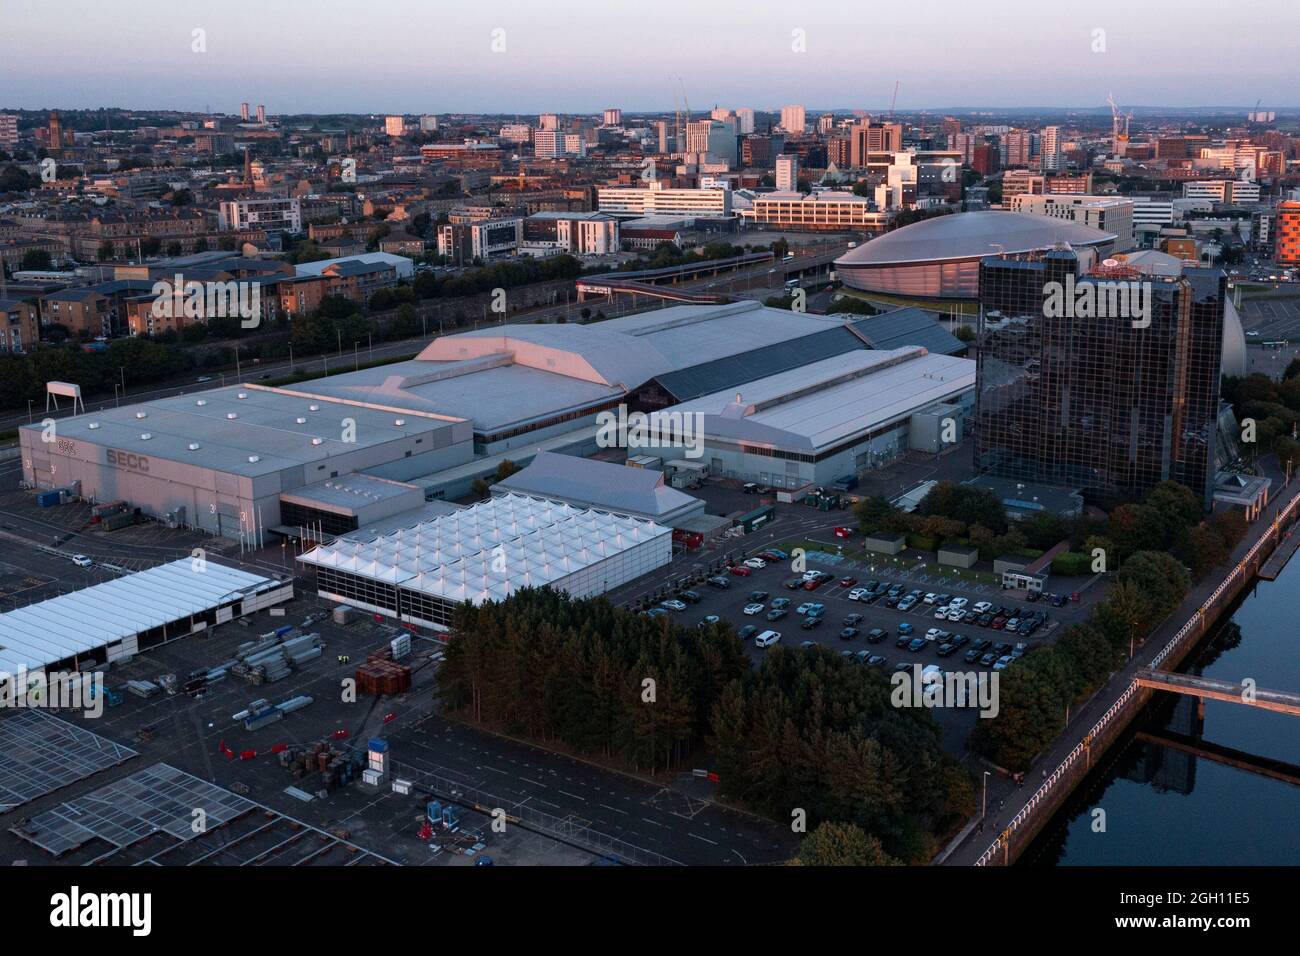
[355,651,411,696]
[277,740,364,792]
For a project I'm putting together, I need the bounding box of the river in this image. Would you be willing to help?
[1022,550,1300,866]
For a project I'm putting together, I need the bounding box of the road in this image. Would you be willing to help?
[941,454,1300,865]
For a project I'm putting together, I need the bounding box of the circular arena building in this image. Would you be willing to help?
[834,210,1117,301]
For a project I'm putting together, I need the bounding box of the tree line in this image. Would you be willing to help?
[437,587,975,863]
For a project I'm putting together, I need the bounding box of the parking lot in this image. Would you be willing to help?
[638,541,1095,753]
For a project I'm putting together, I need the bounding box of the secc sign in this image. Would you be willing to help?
[107,449,150,473]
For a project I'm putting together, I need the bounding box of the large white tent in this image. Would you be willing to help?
[0,560,292,677]
[299,494,671,626]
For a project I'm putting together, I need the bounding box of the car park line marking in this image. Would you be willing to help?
[689,832,719,845]
[558,789,584,800]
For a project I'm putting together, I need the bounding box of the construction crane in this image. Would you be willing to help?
[1106,93,1128,154]
[889,80,899,120]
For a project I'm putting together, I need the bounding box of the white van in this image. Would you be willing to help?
[755,630,782,648]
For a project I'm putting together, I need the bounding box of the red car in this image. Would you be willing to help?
[730,565,753,576]
[839,577,857,587]
[803,578,823,590]
[990,616,1007,630]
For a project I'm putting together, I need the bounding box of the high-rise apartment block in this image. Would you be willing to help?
[779,105,805,135]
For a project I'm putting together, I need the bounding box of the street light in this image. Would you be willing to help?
[982,771,991,823]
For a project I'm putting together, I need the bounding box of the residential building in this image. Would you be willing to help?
[1010,194,1135,251]
[597,185,732,218]
[521,212,619,255]
[1275,201,1300,266]
[749,191,887,232]
[0,114,17,149]
[775,154,799,191]
[217,196,302,233]
[0,298,39,354]
[385,115,405,137]
[779,105,806,135]
[850,121,903,168]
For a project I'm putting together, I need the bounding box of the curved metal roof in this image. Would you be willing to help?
[835,211,1115,267]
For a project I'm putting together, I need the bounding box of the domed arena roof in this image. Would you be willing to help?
[835,211,1116,267]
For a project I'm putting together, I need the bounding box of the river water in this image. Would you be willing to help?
[1023,551,1300,866]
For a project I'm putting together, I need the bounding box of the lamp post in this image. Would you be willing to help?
[982,770,991,823]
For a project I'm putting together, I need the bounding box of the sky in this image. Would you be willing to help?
[2,0,1298,115]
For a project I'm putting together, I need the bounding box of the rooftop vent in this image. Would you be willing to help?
[195,399,207,406]
[135,411,147,419]
[188,442,201,451]
[309,404,320,411]
[394,418,406,426]
[295,417,307,424]
[226,412,238,420]
[87,422,100,430]
[237,392,248,399]
[140,433,152,441]
[248,455,260,463]
[311,437,324,445]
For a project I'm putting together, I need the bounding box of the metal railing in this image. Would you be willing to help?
[972,488,1300,865]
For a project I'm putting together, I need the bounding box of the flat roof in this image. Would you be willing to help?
[299,493,670,605]
[20,384,466,477]
[492,451,701,519]
[658,348,976,452]
[280,473,423,514]
[0,560,284,675]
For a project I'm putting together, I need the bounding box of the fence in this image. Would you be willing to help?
[973,488,1300,865]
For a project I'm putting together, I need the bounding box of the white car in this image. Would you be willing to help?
[755,630,782,648]
[924,628,947,642]
[743,603,766,616]
[949,596,968,609]
[972,601,993,614]
[801,571,820,581]
[934,606,951,619]
[795,603,815,615]
[660,599,687,612]
[923,592,938,604]
[848,588,869,601]
[71,554,94,568]
[744,558,767,570]
[946,607,966,621]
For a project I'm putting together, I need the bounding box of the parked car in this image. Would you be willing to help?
[743,603,766,616]
[893,661,913,673]
[897,595,918,611]
[679,590,702,604]
[796,602,816,615]
[739,625,759,640]
[973,601,993,614]
[806,603,826,617]
[644,607,669,618]
[755,630,782,649]
[660,599,687,612]
[785,577,806,590]
[744,558,766,570]
[895,634,913,648]
[801,640,818,649]
[730,565,753,577]
[923,592,938,604]
[907,637,928,652]
[843,613,863,626]
[748,590,769,602]
[802,578,824,590]
[979,652,998,667]
[71,554,94,568]
[964,648,984,663]
[766,608,788,621]
[937,643,958,657]
[771,597,791,610]
[970,639,991,652]
[707,576,730,589]
[848,587,870,601]
[697,615,720,627]
[838,577,857,587]
[993,656,1013,671]
[897,622,914,635]
[977,613,993,627]
[801,616,823,630]
[866,628,886,643]
[867,655,887,669]
[839,627,859,640]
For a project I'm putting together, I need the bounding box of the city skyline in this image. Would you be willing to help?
[1,0,1298,114]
